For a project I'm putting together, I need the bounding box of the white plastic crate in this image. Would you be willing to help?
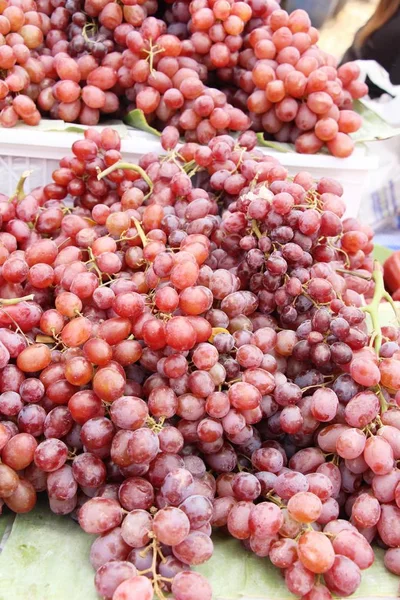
[0,125,378,219]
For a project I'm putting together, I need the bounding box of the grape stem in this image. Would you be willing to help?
[335,267,372,280]
[144,39,165,74]
[86,247,103,284]
[35,334,56,344]
[146,415,165,433]
[97,162,153,194]
[265,491,285,508]
[82,22,97,44]
[375,386,388,415]
[57,237,72,249]
[133,218,148,247]
[301,378,335,393]
[361,261,399,354]
[182,159,196,174]
[251,220,263,239]
[0,294,34,305]
[138,536,171,600]
[9,170,33,203]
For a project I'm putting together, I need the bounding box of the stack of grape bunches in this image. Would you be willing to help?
[0,125,399,600]
[0,0,367,156]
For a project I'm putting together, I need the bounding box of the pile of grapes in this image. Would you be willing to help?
[0,0,368,155]
[0,125,399,600]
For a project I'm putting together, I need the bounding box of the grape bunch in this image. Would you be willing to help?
[161,0,366,154]
[1,126,399,600]
[0,0,45,126]
[120,16,251,142]
[228,7,367,156]
[0,0,368,155]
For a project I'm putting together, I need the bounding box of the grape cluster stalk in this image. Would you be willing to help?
[0,0,367,155]
[0,126,400,600]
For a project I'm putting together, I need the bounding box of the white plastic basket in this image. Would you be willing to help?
[0,125,378,219]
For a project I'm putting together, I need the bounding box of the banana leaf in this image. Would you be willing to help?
[123,109,161,137]
[255,137,295,153]
[0,503,96,600]
[350,100,400,144]
[0,504,398,600]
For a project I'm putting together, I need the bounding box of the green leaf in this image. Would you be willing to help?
[373,243,393,264]
[256,134,295,153]
[255,100,400,153]
[1,507,399,600]
[0,503,96,600]
[49,125,87,134]
[11,120,86,134]
[197,534,399,599]
[351,100,400,143]
[197,533,291,599]
[123,108,161,137]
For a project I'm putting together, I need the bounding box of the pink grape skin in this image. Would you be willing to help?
[274,471,309,499]
[363,436,394,475]
[317,498,339,525]
[269,538,298,569]
[153,507,190,546]
[377,425,400,459]
[384,548,400,576]
[305,473,333,502]
[95,561,137,600]
[285,560,315,596]
[351,493,381,528]
[249,501,283,536]
[161,468,194,505]
[78,498,123,534]
[323,555,361,597]
[171,571,212,600]
[227,501,253,539]
[118,477,154,511]
[302,584,333,600]
[90,528,130,570]
[344,391,379,428]
[287,492,322,523]
[331,530,374,570]
[377,504,400,548]
[34,438,68,472]
[297,531,335,573]
[112,575,153,600]
[121,509,153,548]
[179,494,213,529]
[336,428,366,460]
[172,531,214,565]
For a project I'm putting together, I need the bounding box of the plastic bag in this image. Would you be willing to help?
[357,60,400,232]
[358,60,400,126]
